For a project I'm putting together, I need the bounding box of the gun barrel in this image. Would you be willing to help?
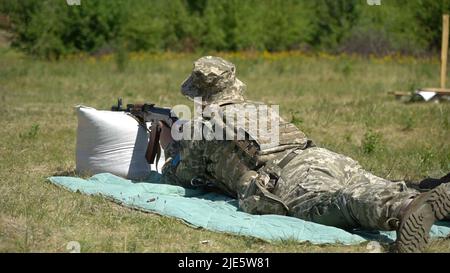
[111,98,177,126]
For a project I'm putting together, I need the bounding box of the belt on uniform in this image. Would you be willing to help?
[277,149,299,169]
[277,139,315,169]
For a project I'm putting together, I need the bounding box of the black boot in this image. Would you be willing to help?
[419,172,450,190]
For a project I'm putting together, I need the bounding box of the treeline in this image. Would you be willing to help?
[1,0,450,59]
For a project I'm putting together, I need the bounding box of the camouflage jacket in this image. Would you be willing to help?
[160,101,311,215]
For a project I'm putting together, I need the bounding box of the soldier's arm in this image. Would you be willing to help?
[158,121,192,187]
[160,139,207,188]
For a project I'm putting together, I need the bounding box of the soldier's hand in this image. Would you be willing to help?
[159,121,174,150]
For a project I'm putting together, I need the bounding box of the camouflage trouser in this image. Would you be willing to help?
[272,147,418,231]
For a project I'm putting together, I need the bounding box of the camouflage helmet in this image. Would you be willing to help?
[181,56,246,104]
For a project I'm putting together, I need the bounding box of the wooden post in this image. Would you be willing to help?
[389,14,450,98]
[441,14,449,90]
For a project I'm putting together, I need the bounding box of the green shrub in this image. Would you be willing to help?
[2,0,450,57]
[361,130,382,155]
[410,0,450,52]
[4,0,125,58]
[20,124,39,140]
[307,0,360,52]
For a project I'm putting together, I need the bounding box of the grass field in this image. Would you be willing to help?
[1,33,450,252]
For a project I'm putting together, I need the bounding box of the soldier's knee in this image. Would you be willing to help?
[289,197,360,229]
[308,211,356,229]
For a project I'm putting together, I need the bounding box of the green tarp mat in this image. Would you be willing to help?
[48,172,450,245]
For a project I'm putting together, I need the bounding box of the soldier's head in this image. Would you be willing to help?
[181,56,246,105]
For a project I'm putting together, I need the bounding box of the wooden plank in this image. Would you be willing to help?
[441,14,449,89]
[420,87,450,94]
[388,88,450,97]
[388,91,411,96]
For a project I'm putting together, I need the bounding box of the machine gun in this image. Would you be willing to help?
[111,98,178,165]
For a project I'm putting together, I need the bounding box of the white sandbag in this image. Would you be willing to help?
[75,105,165,179]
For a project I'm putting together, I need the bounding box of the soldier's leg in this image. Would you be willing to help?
[338,168,450,230]
[274,147,415,230]
[274,147,450,252]
[333,170,416,230]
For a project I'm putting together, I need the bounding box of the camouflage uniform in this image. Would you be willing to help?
[161,56,418,231]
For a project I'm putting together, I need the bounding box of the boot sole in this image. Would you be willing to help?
[396,184,450,253]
